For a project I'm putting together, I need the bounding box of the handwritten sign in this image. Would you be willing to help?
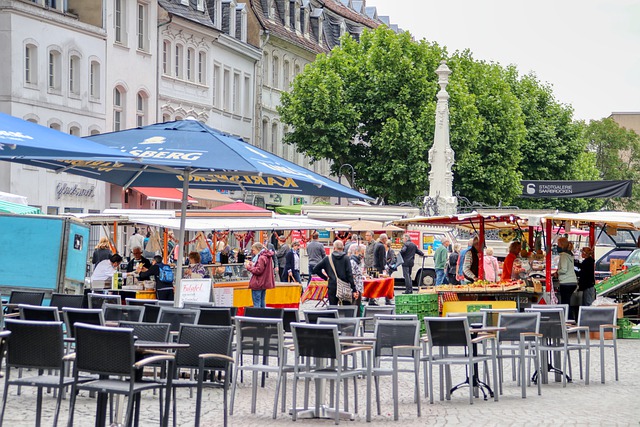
[177,278,212,307]
[213,287,234,307]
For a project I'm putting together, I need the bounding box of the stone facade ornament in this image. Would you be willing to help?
[428,60,458,215]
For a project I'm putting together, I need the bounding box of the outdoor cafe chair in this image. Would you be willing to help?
[372,318,421,421]
[119,321,171,343]
[19,303,60,322]
[422,316,499,405]
[282,308,300,333]
[496,312,543,398]
[197,308,233,326]
[304,309,338,324]
[0,320,74,427]
[143,304,162,323]
[326,305,359,318]
[243,307,283,319]
[480,308,518,327]
[87,292,122,309]
[62,308,105,338]
[230,317,285,419]
[157,307,200,333]
[362,306,395,334]
[103,303,145,322]
[67,323,175,427]
[126,298,158,306]
[524,307,572,387]
[49,293,84,310]
[5,290,45,314]
[567,306,619,384]
[182,302,215,310]
[168,324,234,427]
[530,304,570,321]
[290,322,373,424]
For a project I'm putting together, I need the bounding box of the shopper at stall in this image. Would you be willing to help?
[483,247,500,282]
[434,238,450,285]
[92,237,112,269]
[285,240,302,283]
[364,231,376,272]
[348,243,366,314]
[276,235,290,282]
[138,255,175,301]
[91,253,123,284]
[183,251,209,279]
[313,239,358,306]
[400,233,424,293]
[125,247,151,273]
[384,240,397,274]
[577,246,596,307]
[447,244,461,285]
[127,229,145,258]
[306,232,326,287]
[555,237,578,319]
[244,242,275,308]
[456,239,473,282]
[373,233,388,275]
[462,236,481,283]
[501,241,522,281]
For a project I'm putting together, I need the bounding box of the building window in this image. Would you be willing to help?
[294,63,301,76]
[49,122,61,131]
[48,50,61,91]
[90,128,100,135]
[90,61,100,99]
[261,119,268,150]
[137,3,147,51]
[197,0,205,11]
[244,75,251,117]
[69,126,80,136]
[223,68,230,111]
[162,41,170,74]
[197,51,206,84]
[283,60,290,89]
[114,87,124,131]
[272,56,279,88]
[271,123,278,154]
[162,114,170,122]
[47,206,59,215]
[213,64,221,107]
[262,52,268,85]
[187,48,194,81]
[24,44,37,85]
[115,0,125,44]
[136,92,146,127]
[69,55,80,95]
[175,44,183,78]
[233,72,240,113]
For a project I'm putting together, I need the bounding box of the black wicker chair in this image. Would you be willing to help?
[67,323,174,427]
[5,290,45,314]
[143,304,162,323]
[49,293,84,311]
[197,308,233,326]
[118,321,171,343]
[243,307,283,319]
[303,309,338,324]
[62,308,105,339]
[157,307,200,333]
[103,303,145,322]
[87,293,122,309]
[19,304,60,321]
[169,324,234,427]
[0,320,74,426]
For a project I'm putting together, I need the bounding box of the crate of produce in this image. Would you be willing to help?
[417,293,438,302]
[626,329,640,339]
[396,304,419,314]
[395,294,418,305]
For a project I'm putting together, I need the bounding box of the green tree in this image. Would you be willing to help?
[585,118,640,210]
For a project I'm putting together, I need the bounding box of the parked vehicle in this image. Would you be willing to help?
[0,214,90,297]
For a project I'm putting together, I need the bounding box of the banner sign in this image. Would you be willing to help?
[521,180,632,199]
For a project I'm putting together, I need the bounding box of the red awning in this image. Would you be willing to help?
[133,187,197,204]
[212,201,268,212]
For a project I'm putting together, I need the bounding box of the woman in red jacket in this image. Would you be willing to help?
[244,242,275,308]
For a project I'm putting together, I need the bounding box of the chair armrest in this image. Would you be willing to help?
[134,354,174,369]
[519,332,543,338]
[4,312,20,318]
[471,334,496,344]
[341,345,373,355]
[392,345,421,351]
[601,324,619,330]
[199,353,234,364]
[567,326,589,333]
[140,349,172,357]
[63,353,76,362]
[419,336,429,343]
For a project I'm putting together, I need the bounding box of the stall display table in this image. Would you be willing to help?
[300,277,396,304]
[214,281,302,310]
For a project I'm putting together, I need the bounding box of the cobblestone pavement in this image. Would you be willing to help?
[2,309,639,426]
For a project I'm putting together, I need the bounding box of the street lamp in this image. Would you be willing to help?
[338,163,355,205]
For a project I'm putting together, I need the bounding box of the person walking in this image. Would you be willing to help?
[245,242,275,308]
[434,238,450,285]
[306,232,326,287]
[284,240,302,283]
[447,244,461,285]
[275,235,290,282]
[313,240,358,306]
[399,233,424,293]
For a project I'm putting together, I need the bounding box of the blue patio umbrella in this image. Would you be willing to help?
[10,119,368,304]
[0,112,135,161]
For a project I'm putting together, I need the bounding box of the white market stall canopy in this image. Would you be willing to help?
[125,215,351,232]
[533,211,640,230]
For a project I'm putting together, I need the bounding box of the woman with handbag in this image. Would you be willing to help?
[313,240,359,305]
[244,242,276,308]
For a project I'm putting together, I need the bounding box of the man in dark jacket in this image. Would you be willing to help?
[399,233,424,294]
[276,235,290,282]
[306,232,326,287]
[138,255,174,300]
[373,234,388,274]
[313,240,358,305]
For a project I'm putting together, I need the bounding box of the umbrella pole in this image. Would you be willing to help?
[174,169,190,307]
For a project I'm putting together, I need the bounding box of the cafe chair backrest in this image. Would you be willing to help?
[197,308,232,326]
[157,307,200,332]
[374,319,420,358]
[62,308,105,338]
[291,322,340,360]
[87,293,121,309]
[49,293,84,310]
[19,304,60,322]
[9,290,45,307]
[577,306,617,332]
[326,305,358,318]
[446,311,487,327]
[304,309,338,324]
[243,307,284,319]
[103,304,145,322]
[317,316,360,337]
[73,323,135,376]
[530,304,569,321]
[176,324,233,370]
[118,321,171,342]
[524,308,566,340]
[4,319,65,369]
[497,312,541,342]
[424,316,471,348]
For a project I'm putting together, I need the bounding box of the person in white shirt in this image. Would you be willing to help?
[91,254,123,284]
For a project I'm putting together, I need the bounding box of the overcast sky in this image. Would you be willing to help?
[368,0,640,122]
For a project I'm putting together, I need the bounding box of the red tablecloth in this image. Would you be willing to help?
[363,277,395,299]
[300,282,328,303]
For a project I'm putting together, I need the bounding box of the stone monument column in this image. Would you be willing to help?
[428,60,457,215]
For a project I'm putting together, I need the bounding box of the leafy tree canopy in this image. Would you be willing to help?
[279,26,609,210]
